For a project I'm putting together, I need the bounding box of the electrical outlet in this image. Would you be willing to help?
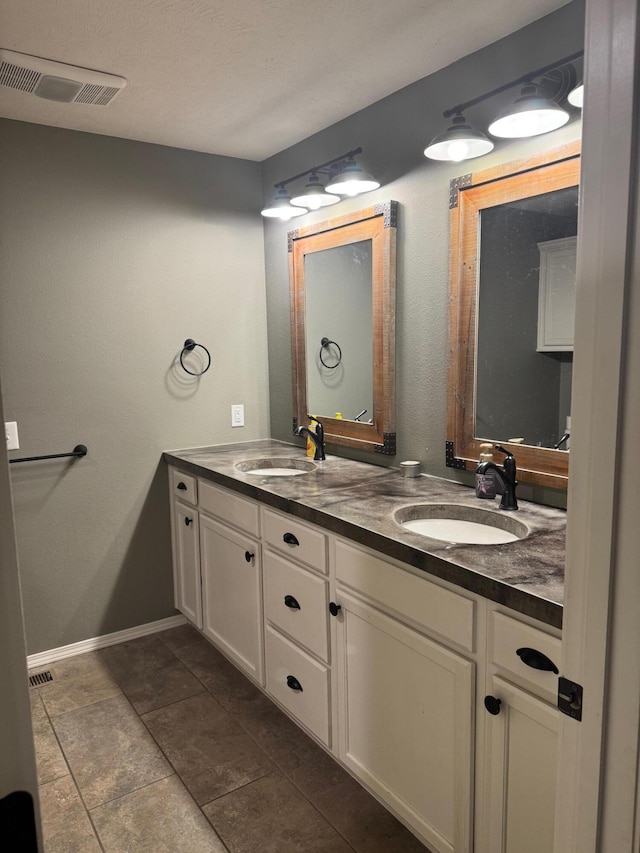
[5,421,19,450]
[231,404,245,428]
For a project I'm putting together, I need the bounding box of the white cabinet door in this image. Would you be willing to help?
[335,589,474,853]
[171,500,202,629]
[483,676,560,853]
[200,513,263,684]
[537,235,577,351]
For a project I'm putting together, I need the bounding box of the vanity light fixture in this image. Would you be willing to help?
[261,147,380,219]
[261,186,308,220]
[290,173,340,210]
[568,81,584,108]
[424,49,583,163]
[488,84,569,138]
[423,114,494,162]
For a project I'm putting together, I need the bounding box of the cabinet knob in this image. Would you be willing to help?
[516,647,559,674]
[329,602,342,617]
[184,517,193,527]
[484,695,502,716]
[284,595,301,610]
[283,532,300,546]
[177,482,187,490]
[245,551,254,563]
[286,675,303,692]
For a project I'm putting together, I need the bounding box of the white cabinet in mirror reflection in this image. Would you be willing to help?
[537,235,577,352]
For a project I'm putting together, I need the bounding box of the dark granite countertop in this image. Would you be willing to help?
[163,439,565,629]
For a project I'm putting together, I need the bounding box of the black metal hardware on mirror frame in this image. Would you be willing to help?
[244,551,254,563]
[484,695,502,716]
[179,338,211,376]
[9,444,88,464]
[284,595,301,610]
[319,337,343,369]
[184,516,193,527]
[516,647,559,674]
[329,602,342,617]
[283,532,300,546]
[286,675,303,692]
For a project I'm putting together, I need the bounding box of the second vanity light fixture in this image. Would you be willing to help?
[261,147,380,220]
[425,50,584,163]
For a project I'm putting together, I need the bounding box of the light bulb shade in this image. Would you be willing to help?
[290,174,341,210]
[488,85,569,139]
[568,82,584,108]
[325,159,380,196]
[261,187,307,219]
[424,115,494,162]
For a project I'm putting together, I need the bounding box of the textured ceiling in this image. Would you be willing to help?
[0,0,570,161]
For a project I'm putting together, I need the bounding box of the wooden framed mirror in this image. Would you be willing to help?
[447,142,580,489]
[289,201,397,454]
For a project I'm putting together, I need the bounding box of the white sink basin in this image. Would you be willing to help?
[234,458,317,477]
[394,504,529,545]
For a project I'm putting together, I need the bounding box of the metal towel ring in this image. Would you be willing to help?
[179,339,211,376]
[319,337,342,369]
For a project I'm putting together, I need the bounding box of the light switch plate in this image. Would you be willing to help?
[231,404,244,427]
[5,421,19,450]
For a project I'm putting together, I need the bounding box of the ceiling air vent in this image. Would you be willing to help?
[0,49,126,106]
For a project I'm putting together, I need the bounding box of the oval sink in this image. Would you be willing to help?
[234,458,317,477]
[394,503,529,545]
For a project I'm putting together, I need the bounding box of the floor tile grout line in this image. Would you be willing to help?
[86,770,177,814]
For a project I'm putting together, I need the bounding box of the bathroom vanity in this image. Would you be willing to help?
[164,440,566,853]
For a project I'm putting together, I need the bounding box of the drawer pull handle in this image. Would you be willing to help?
[286,675,303,692]
[284,595,301,610]
[283,532,299,546]
[184,517,193,527]
[484,695,502,716]
[245,551,255,563]
[177,482,188,490]
[329,602,342,617]
[516,647,559,674]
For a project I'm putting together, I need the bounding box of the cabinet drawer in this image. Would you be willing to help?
[335,539,475,652]
[264,550,329,662]
[199,480,260,537]
[490,610,561,704]
[263,510,327,574]
[170,468,197,506]
[265,626,330,746]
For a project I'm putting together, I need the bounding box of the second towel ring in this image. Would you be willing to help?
[319,337,342,369]
[180,339,211,376]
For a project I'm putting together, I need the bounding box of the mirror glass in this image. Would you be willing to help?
[447,143,580,489]
[305,240,373,422]
[476,186,578,448]
[289,202,397,455]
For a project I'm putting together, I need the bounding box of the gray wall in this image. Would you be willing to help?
[0,121,270,654]
[262,1,584,506]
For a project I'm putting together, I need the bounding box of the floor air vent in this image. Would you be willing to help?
[29,670,53,688]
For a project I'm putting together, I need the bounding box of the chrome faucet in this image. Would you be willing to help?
[475,445,518,511]
[295,417,325,461]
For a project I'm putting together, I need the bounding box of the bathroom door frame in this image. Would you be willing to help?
[0,372,42,847]
[554,0,640,849]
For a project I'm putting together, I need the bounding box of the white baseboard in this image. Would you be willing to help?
[27,614,187,670]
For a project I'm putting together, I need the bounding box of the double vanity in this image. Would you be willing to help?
[164,439,566,853]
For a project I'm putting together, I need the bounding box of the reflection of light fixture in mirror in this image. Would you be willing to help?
[568,82,584,108]
[290,174,340,210]
[488,84,569,138]
[261,187,308,220]
[325,159,380,197]
[424,114,494,162]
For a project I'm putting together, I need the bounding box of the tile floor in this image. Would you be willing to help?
[30,624,431,852]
